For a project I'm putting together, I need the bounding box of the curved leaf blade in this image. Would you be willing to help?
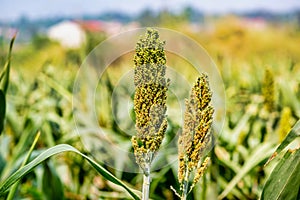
[265,120,300,165]
[0,144,141,200]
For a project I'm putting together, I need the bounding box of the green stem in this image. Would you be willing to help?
[142,163,151,200]
[201,173,207,200]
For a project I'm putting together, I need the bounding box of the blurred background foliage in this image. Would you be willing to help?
[0,7,300,200]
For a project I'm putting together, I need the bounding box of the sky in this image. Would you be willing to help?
[1,0,300,21]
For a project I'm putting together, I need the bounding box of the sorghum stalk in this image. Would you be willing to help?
[131,28,169,200]
[142,163,151,200]
[182,168,190,200]
[178,73,214,199]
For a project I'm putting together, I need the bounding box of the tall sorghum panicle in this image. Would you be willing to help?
[178,73,214,199]
[262,69,275,112]
[131,28,169,200]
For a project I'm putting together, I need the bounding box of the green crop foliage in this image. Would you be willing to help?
[0,15,300,200]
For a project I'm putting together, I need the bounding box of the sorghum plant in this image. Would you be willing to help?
[262,69,275,113]
[278,107,292,142]
[261,68,277,140]
[177,73,214,199]
[131,28,169,200]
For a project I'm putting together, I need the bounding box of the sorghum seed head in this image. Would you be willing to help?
[262,68,275,112]
[132,28,169,172]
[190,157,210,191]
[278,107,292,142]
[178,73,214,189]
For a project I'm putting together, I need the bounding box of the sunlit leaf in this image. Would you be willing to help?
[265,120,300,165]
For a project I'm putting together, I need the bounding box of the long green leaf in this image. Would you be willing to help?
[218,142,275,199]
[0,34,16,136]
[261,148,300,200]
[0,90,5,135]
[265,120,300,165]
[0,144,141,200]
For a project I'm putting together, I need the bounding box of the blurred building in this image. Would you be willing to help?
[240,17,268,30]
[47,20,140,49]
[47,20,86,49]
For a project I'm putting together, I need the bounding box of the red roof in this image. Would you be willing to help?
[74,20,104,32]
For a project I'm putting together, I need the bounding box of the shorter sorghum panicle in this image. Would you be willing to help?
[262,69,275,112]
[178,73,214,198]
[131,28,169,173]
[278,107,292,142]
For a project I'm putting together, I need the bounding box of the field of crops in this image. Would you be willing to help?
[0,15,300,200]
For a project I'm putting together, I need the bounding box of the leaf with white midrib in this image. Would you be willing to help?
[0,144,141,200]
[261,149,300,200]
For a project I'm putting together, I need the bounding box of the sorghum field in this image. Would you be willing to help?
[0,14,300,200]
